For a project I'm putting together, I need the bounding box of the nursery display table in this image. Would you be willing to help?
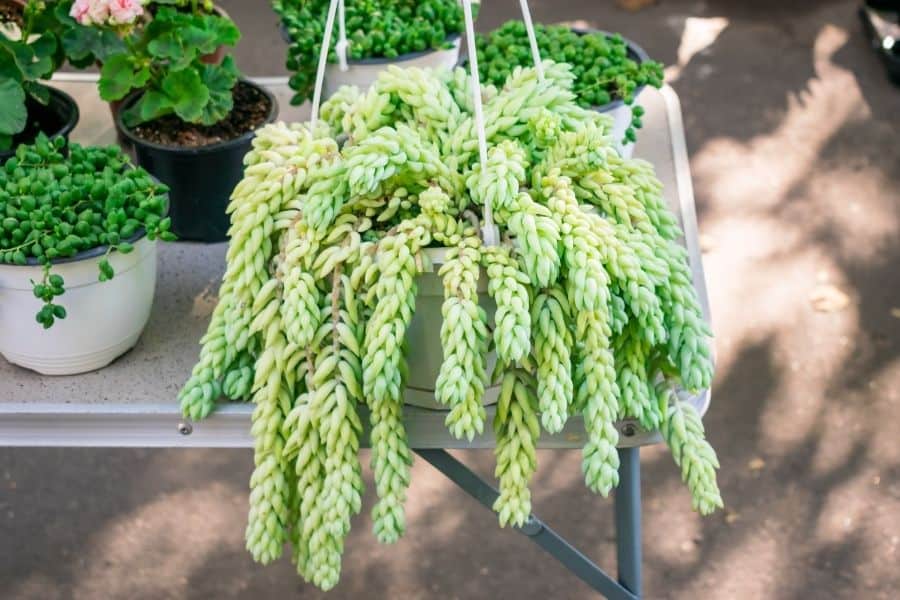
[0,76,711,600]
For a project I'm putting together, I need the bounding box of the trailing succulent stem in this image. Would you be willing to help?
[180,61,717,590]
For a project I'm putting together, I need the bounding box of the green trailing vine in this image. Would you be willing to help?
[180,61,721,590]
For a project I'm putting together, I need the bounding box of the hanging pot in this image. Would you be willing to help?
[323,36,462,98]
[0,234,158,375]
[403,247,500,409]
[115,80,278,243]
[0,86,79,164]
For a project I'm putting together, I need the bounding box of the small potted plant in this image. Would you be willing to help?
[70,0,278,242]
[475,21,664,156]
[0,0,80,163]
[0,134,174,374]
[275,0,472,103]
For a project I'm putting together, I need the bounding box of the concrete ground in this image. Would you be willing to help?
[3,0,900,598]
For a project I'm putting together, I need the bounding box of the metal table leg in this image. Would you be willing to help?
[615,447,641,597]
[416,449,641,599]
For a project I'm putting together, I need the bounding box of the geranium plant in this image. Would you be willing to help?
[0,0,67,151]
[69,0,242,127]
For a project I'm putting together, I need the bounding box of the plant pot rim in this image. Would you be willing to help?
[0,86,80,162]
[114,78,278,156]
[8,229,150,269]
[342,34,461,66]
[44,85,81,140]
[279,21,460,65]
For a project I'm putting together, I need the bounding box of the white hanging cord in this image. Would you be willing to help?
[309,0,341,132]
[335,0,349,71]
[518,0,544,81]
[460,0,497,246]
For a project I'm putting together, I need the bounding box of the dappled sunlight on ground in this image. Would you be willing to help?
[2,1,899,599]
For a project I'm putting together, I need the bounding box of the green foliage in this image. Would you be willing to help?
[0,134,173,328]
[0,1,131,150]
[96,6,241,127]
[51,1,125,67]
[475,21,664,143]
[180,62,719,590]
[0,2,61,150]
[274,0,467,105]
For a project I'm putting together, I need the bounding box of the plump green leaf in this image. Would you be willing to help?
[30,33,57,63]
[99,54,149,101]
[122,90,174,128]
[161,69,209,124]
[0,78,27,136]
[181,25,219,56]
[61,25,125,65]
[207,15,241,48]
[198,56,238,125]
[0,35,53,81]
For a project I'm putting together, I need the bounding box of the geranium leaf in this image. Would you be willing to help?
[208,15,241,47]
[161,69,209,124]
[197,56,238,125]
[99,54,143,101]
[0,78,27,136]
[123,90,173,128]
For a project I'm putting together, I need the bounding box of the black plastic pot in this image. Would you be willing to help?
[115,80,278,243]
[859,5,900,85]
[0,86,79,164]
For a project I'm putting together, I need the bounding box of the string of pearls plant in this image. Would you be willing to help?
[180,61,721,590]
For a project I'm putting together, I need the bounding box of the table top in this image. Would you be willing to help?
[0,78,710,448]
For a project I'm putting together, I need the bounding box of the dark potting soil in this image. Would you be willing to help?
[130,82,270,148]
[0,0,24,26]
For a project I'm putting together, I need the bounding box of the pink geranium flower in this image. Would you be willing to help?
[87,0,110,25]
[69,0,94,25]
[70,0,143,26]
[108,0,144,25]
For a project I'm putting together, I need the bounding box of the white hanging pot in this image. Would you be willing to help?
[404,246,500,409]
[0,235,158,375]
[324,36,462,98]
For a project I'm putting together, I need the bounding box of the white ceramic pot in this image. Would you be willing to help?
[324,37,462,98]
[0,236,158,375]
[403,247,500,409]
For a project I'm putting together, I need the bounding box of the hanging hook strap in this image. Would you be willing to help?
[335,0,349,71]
[309,0,341,132]
[460,0,497,246]
[518,0,544,81]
